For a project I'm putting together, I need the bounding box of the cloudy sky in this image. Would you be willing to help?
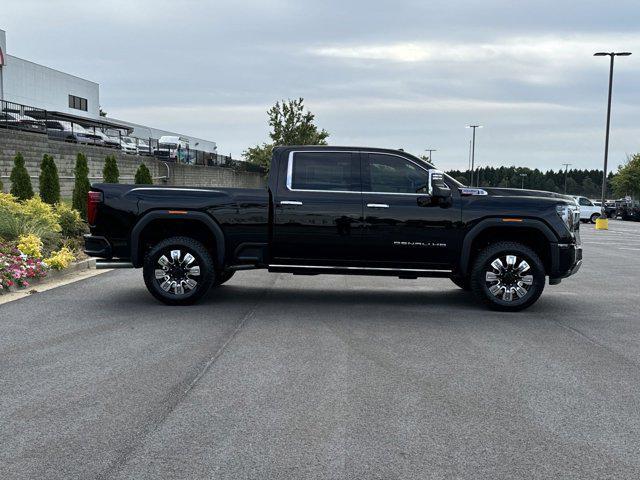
[3,0,639,171]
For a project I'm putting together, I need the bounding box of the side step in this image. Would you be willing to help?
[96,260,134,269]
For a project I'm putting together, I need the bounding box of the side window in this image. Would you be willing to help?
[290,152,359,191]
[366,154,429,194]
[579,198,592,206]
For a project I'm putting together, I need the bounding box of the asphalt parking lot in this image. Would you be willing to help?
[1,221,640,480]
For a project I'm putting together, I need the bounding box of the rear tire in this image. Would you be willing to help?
[143,236,215,305]
[470,241,545,312]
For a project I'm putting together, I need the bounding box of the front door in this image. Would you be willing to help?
[360,152,460,269]
[272,150,363,265]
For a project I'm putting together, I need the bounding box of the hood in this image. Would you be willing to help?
[482,187,574,202]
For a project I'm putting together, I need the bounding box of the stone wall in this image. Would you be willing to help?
[0,128,265,196]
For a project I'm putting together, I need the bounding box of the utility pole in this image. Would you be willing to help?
[466,125,482,187]
[467,140,472,185]
[562,163,571,193]
[594,51,632,228]
[520,173,527,189]
[425,149,436,163]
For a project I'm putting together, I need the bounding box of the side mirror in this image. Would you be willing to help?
[428,170,452,199]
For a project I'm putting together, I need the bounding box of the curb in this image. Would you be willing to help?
[1,258,97,295]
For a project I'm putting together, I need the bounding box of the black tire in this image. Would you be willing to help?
[213,270,235,287]
[450,276,471,291]
[143,236,215,305]
[590,213,600,224]
[470,241,545,312]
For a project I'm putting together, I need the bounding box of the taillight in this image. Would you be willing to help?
[87,191,103,225]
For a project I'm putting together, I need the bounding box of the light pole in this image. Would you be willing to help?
[519,173,527,189]
[425,148,436,163]
[562,163,571,194]
[466,125,482,186]
[594,51,631,227]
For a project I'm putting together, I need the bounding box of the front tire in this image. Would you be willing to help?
[590,213,600,224]
[470,241,545,311]
[143,236,215,305]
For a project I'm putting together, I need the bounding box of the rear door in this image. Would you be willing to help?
[271,150,363,265]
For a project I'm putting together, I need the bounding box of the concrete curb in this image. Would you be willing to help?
[0,258,97,294]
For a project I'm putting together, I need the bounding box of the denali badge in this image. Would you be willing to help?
[393,241,447,248]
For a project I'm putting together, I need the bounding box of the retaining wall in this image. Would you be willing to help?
[0,128,265,196]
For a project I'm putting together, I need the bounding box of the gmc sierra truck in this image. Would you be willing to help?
[84,146,582,311]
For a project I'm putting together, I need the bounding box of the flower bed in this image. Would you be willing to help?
[0,243,48,291]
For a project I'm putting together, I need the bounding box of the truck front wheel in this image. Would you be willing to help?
[470,241,545,311]
[143,236,215,305]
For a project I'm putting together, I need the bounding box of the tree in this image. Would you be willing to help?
[244,98,329,171]
[39,154,61,205]
[72,153,91,219]
[611,153,640,198]
[103,155,119,183]
[10,152,34,200]
[134,163,153,184]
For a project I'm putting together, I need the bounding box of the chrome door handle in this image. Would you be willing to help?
[366,203,389,208]
[280,200,303,206]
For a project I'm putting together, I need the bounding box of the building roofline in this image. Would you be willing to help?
[6,54,99,86]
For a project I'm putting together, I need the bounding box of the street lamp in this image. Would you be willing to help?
[519,173,527,189]
[594,51,632,228]
[562,163,571,194]
[425,148,436,163]
[466,125,482,186]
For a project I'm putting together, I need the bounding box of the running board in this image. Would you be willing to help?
[267,264,452,278]
[96,260,134,269]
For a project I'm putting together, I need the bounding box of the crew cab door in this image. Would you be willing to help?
[271,150,363,264]
[359,153,460,269]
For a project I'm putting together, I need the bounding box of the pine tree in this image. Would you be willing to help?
[39,154,61,204]
[134,163,153,184]
[9,152,34,200]
[72,153,91,219]
[102,155,120,183]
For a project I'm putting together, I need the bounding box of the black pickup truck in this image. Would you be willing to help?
[85,146,582,311]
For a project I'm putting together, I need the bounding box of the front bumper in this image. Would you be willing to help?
[549,242,582,284]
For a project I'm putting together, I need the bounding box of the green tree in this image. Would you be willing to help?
[102,155,120,183]
[134,163,153,184]
[9,152,34,200]
[611,153,640,198]
[72,153,91,219]
[39,154,61,205]
[243,98,329,171]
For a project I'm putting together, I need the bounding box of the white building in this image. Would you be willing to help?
[0,28,217,154]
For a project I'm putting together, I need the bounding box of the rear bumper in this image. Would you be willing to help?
[549,242,582,283]
[83,234,112,258]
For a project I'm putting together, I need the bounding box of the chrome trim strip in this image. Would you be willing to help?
[268,264,452,273]
[280,200,303,206]
[366,203,389,208]
[128,187,213,193]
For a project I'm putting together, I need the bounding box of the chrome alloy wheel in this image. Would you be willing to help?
[485,254,534,302]
[154,249,201,295]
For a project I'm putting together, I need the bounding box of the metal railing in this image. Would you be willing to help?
[0,100,48,133]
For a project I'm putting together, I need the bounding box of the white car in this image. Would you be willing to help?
[573,196,601,223]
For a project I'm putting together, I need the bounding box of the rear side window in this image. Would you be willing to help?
[289,152,360,191]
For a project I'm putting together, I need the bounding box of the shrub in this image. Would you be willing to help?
[103,155,119,183]
[72,153,91,219]
[39,154,61,205]
[0,242,48,290]
[22,198,61,234]
[17,234,43,258]
[134,163,153,184]
[10,152,34,201]
[55,203,86,237]
[0,177,3,192]
[0,193,21,215]
[44,246,75,270]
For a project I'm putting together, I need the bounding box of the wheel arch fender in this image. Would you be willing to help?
[130,210,225,268]
[459,218,559,275]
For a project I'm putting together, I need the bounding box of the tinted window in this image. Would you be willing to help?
[366,154,429,194]
[579,198,592,206]
[290,152,359,191]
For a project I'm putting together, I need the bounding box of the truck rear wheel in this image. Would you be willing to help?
[470,241,545,311]
[143,236,215,305]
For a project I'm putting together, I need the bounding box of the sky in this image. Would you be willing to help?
[2,0,639,172]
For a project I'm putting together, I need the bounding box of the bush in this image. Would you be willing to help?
[55,203,86,237]
[10,152,34,201]
[134,163,153,184]
[45,247,75,270]
[17,234,43,258]
[103,155,119,183]
[22,198,61,234]
[72,153,91,219]
[39,154,61,205]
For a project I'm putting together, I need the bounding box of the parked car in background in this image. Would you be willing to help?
[0,112,44,132]
[154,135,190,162]
[573,196,601,223]
[136,138,152,156]
[116,136,138,154]
[46,121,104,146]
[89,130,121,149]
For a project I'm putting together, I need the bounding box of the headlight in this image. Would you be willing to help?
[556,204,579,232]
